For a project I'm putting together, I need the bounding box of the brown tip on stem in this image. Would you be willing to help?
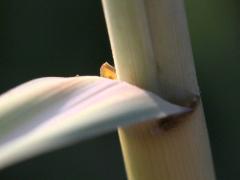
[157,95,200,131]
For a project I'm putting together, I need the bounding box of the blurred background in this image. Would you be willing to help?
[0,0,239,179]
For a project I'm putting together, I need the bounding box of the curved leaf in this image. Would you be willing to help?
[0,76,189,169]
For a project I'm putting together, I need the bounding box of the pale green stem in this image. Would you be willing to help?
[102,0,215,179]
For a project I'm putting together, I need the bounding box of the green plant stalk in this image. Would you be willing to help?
[102,0,215,180]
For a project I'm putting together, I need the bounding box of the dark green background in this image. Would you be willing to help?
[0,0,239,179]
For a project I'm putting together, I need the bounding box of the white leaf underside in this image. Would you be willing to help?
[0,76,189,169]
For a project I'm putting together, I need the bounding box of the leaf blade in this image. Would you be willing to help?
[0,76,189,169]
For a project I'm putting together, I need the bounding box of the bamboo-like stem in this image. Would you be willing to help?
[102,0,215,180]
